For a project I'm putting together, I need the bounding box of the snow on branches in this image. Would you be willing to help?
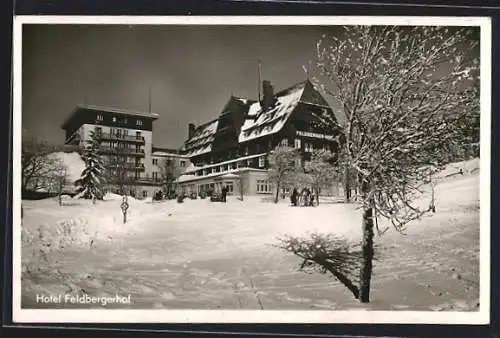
[311,25,480,231]
[275,232,382,299]
[267,145,302,203]
[75,131,105,202]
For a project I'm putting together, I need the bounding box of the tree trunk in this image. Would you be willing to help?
[320,259,359,299]
[274,181,280,204]
[344,165,351,202]
[359,201,375,303]
[239,178,244,201]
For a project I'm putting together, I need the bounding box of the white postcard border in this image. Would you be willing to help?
[11,15,492,324]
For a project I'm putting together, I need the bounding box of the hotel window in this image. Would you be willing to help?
[97,114,104,121]
[152,158,158,165]
[112,117,117,123]
[294,138,301,149]
[256,180,272,194]
[244,146,249,156]
[305,142,313,152]
[225,182,234,193]
[136,131,142,140]
[94,127,102,136]
[152,172,158,180]
[247,159,252,167]
[123,129,128,137]
[281,138,288,147]
[143,190,148,198]
[180,160,186,167]
[259,156,265,168]
[136,119,143,126]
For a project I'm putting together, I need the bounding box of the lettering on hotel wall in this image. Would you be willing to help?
[296,131,335,140]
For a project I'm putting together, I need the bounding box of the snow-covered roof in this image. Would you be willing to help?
[219,173,241,179]
[180,80,336,156]
[176,174,197,183]
[152,151,188,158]
[184,144,213,157]
[238,82,306,143]
[181,119,219,156]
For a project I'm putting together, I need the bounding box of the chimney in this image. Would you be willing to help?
[261,80,275,109]
[188,123,196,139]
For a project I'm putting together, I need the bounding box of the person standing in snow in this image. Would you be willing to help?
[221,185,227,203]
[291,188,298,206]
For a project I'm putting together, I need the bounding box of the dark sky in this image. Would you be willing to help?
[22,24,339,148]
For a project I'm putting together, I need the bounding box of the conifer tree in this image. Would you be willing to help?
[75,130,105,203]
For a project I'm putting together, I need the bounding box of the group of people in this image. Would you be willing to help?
[290,187,316,207]
[207,185,228,202]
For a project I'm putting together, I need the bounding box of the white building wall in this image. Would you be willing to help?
[142,130,153,179]
[79,124,153,179]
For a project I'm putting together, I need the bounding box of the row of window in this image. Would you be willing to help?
[152,158,187,167]
[94,126,143,139]
[200,182,234,193]
[280,138,328,152]
[195,156,266,177]
[96,114,143,126]
[256,180,273,194]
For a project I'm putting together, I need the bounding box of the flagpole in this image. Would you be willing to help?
[257,59,262,102]
[148,85,152,113]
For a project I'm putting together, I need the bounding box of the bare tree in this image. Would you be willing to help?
[280,26,480,303]
[158,158,183,196]
[21,137,60,193]
[304,149,338,205]
[267,146,302,203]
[53,162,69,206]
[104,146,136,196]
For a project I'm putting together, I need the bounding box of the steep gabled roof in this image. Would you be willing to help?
[180,80,339,156]
[180,118,219,157]
[238,80,318,143]
[181,95,254,157]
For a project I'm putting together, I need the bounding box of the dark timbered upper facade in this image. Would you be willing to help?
[179,80,342,179]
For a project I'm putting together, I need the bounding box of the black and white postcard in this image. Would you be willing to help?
[12,15,491,324]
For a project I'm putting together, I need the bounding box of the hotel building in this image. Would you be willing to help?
[61,104,190,198]
[176,80,342,196]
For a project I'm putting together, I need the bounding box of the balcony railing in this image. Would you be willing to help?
[97,132,145,143]
[105,163,146,171]
[99,146,145,157]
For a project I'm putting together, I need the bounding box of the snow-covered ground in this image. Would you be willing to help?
[21,159,480,311]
